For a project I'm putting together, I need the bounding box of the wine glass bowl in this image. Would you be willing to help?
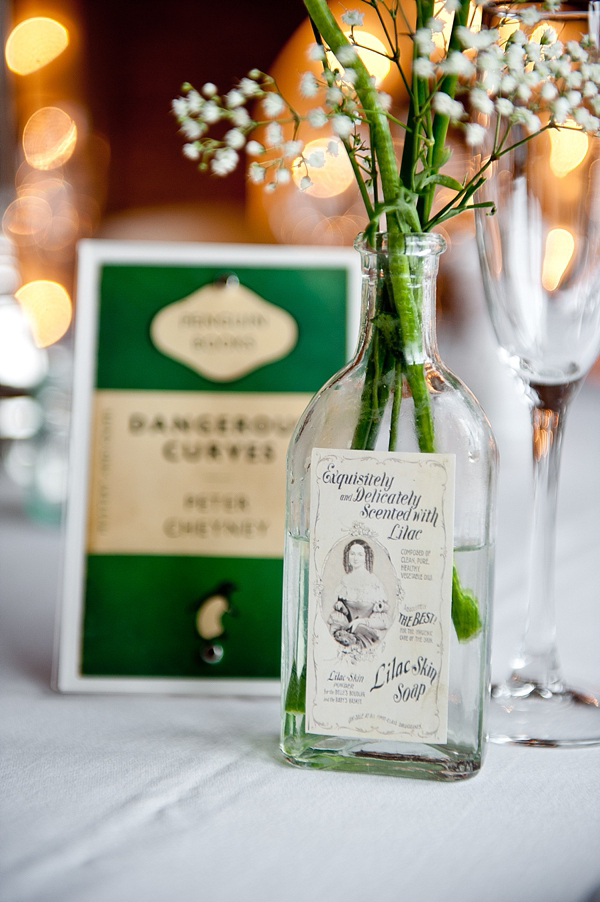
[475,116,600,746]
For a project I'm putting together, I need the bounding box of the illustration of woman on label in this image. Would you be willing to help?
[328,539,391,649]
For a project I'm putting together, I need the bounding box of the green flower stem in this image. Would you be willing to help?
[303,0,480,647]
[419,0,471,224]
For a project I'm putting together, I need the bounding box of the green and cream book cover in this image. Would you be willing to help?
[55,241,360,693]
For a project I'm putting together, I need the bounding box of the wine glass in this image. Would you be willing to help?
[475,105,600,745]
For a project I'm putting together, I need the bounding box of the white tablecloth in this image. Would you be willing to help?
[2,290,600,902]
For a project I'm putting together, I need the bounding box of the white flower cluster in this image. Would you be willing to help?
[410,2,600,145]
[172,49,375,191]
[174,2,600,194]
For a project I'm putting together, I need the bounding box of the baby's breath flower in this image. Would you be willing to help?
[457,26,499,51]
[516,82,532,102]
[300,72,319,98]
[239,77,261,97]
[427,17,445,34]
[263,93,286,118]
[211,147,238,176]
[327,140,340,156]
[202,101,221,124]
[181,118,204,140]
[506,42,526,71]
[187,90,203,113]
[265,122,283,146]
[444,0,461,11]
[508,26,526,45]
[172,97,189,118]
[326,85,344,106]
[202,83,218,98]
[248,69,261,80]
[300,176,313,190]
[552,96,571,123]
[225,128,246,150]
[378,92,393,110]
[519,7,541,27]
[246,140,265,156]
[276,168,292,184]
[567,40,588,62]
[342,10,364,26]
[495,97,514,116]
[182,143,200,160]
[470,86,494,114]
[501,73,518,94]
[544,40,564,61]
[336,45,358,65]
[231,108,252,128]
[584,81,598,98]
[541,81,558,101]
[415,27,435,57]
[525,41,542,63]
[413,58,436,79]
[540,27,558,45]
[343,69,358,85]
[262,91,285,119]
[432,91,465,121]
[248,162,266,184]
[308,107,328,128]
[572,107,598,132]
[464,122,487,146]
[333,114,355,137]
[308,43,326,62]
[441,50,475,78]
[514,107,541,133]
[566,89,582,108]
[566,70,583,89]
[284,139,304,158]
[307,150,326,168]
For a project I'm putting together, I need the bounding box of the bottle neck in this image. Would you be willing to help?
[357,235,443,366]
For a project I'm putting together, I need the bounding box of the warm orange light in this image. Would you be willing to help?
[15,280,72,347]
[433,1,482,55]
[548,121,589,178]
[5,17,69,75]
[541,228,575,290]
[23,107,77,170]
[2,196,53,242]
[292,138,355,198]
[329,31,391,85]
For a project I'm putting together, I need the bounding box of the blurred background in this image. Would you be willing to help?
[0,0,563,526]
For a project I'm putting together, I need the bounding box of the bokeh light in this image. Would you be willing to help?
[5,17,69,75]
[542,228,575,291]
[2,196,53,244]
[292,138,355,198]
[548,121,589,178]
[329,31,391,85]
[22,107,77,170]
[15,280,72,347]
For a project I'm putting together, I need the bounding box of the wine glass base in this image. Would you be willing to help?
[488,680,600,747]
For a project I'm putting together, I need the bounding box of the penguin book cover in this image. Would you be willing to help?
[54,241,359,693]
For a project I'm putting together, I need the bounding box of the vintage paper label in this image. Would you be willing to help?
[306,448,455,743]
[87,390,311,557]
[150,280,298,382]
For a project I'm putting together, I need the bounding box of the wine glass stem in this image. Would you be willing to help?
[512,383,579,691]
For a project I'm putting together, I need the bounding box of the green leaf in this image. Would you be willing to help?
[284,661,306,714]
[415,171,464,193]
[451,566,482,642]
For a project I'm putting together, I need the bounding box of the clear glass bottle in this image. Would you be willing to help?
[280,232,497,780]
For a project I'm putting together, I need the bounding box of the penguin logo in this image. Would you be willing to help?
[191,581,237,664]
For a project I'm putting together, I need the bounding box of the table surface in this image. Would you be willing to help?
[2,269,600,902]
